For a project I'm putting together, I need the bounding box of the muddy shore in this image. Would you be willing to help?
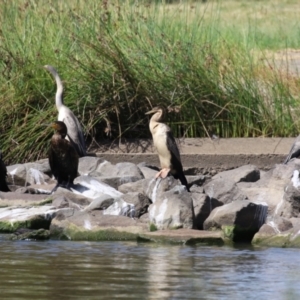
[92,137,294,173]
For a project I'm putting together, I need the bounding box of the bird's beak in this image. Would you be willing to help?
[145,109,156,115]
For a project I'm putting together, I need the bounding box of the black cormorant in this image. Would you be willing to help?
[48,121,79,192]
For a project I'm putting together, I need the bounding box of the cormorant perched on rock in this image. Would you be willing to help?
[284,135,300,164]
[44,65,87,157]
[48,121,79,193]
[0,152,10,192]
[145,106,190,192]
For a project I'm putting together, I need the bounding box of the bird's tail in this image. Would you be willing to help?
[175,172,190,192]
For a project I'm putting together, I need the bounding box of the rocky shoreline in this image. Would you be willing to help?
[1,138,300,248]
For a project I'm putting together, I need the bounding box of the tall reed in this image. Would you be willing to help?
[0,0,299,163]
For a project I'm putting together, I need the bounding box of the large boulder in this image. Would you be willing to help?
[203,178,246,205]
[212,165,260,183]
[238,161,300,217]
[0,205,60,233]
[203,200,268,242]
[50,210,148,240]
[192,193,223,230]
[73,175,123,199]
[148,187,194,230]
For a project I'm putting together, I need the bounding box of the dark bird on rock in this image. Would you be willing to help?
[48,121,79,193]
[283,135,300,164]
[145,106,190,192]
[44,65,87,157]
[0,152,10,192]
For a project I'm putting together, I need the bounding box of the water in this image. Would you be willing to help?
[0,240,299,300]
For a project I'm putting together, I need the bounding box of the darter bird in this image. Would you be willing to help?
[44,65,87,157]
[145,106,190,192]
[283,135,300,164]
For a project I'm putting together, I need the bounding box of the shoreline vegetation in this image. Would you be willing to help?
[0,0,300,163]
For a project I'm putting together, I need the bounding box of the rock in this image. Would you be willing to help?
[148,188,194,230]
[73,176,123,199]
[186,175,207,187]
[100,176,144,190]
[52,188,93,208]
[252,224,291,247]
[0,192,51,206]
[50,210,148,240]
[137,163,159,179]
[139,228,225,245]
[143,177,183,203]
[10,228,50,240]
[192,193,223,230]
[90,161,143,178]
[118,179,145,194]
[203,200,268,242]
[212,165,260,183]
[7,164,28,186]
[237,162,300,217]
[0,205,59,233]
[7,161,52,186]
[83,194,115,212]
[119,193,151,218]
[203,178,246,205]
[103,198,135,218]
[78,157,107,175]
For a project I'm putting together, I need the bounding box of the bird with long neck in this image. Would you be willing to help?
[44,65,87,157]
[145,106,190,192]
[48,121,79,193]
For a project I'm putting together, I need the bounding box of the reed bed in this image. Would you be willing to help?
[0,0,300,163]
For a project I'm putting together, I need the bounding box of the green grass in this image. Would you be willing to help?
[0,0,300,163]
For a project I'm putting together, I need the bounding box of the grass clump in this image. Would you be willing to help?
[0,0,300,163]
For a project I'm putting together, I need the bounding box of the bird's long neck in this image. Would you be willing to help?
[149,111,164,134]
[52,71,64,110]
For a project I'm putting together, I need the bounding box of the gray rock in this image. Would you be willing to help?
[203,200,268,242]
[73,175,123,199]
[119,193,151,218]
[84,195,115,212]
[238,161,300,217]
[90,161,143,179]
[118,179,145,194]
[143,177,183,203]
[0,205,59,233]
[192,193,223,230]
[137,163,158,179]
[103,198,135,218]
[10,228,50,240]
[203,178,246,205]
[50,210,148,240]
[78,157,107,175]
[149,188,194,230]
[100,176,144,190]
[212,165,260,183]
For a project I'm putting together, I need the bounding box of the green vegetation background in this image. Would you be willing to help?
[0,0,300,163]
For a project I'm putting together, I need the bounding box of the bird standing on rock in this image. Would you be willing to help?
[0,152,10,192]
[283,135,300,164]
[145,106,190,192]
[48,121,79,193]
[44,65,87,157]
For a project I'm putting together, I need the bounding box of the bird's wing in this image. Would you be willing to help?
[166,130,182,166]
[284,135,300,164]
[62,111,86,156]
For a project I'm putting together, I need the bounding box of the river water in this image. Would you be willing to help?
[0,239,299,299]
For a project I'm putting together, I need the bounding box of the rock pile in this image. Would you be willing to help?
[2,156,300,247]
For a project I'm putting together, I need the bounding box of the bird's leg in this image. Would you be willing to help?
[50,182,59,194]
[66,176,72,190]
[155,168,170,179]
